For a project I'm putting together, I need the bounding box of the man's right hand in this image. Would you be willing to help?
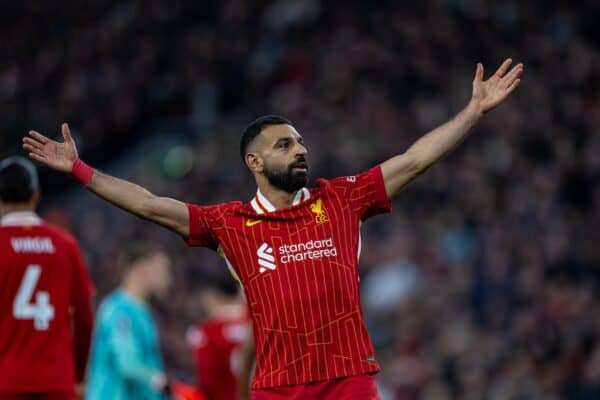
[23,122,78,173]
[22,122,190,238]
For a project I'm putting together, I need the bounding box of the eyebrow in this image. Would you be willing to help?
[274,136,303,147]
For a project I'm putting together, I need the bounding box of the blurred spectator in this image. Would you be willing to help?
[186,275,250,400]
[86,241,173,399]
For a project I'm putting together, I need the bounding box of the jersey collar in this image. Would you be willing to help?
[0,211,42,226]
[250,188,311,214]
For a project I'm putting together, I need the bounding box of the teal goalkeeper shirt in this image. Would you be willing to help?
[86,289,166,400]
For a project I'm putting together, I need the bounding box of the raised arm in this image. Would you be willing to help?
[381,58,523,198]
[22,123,190,237]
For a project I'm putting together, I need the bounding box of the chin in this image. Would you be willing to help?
[151,289,169,301]
[293,171,308,182]
[292,177,308,191]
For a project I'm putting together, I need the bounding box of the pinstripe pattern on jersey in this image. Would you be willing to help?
[186,167,391,389]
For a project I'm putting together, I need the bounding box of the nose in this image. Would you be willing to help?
[296,142,307,156]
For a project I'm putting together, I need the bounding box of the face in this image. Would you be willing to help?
[200,288,220,312]
[249,124,309,193]
[143,252,173,299]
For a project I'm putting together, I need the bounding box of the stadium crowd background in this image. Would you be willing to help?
[1,1,599,398]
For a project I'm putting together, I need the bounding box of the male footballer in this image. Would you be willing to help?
[23,59,522,399]
[0,157,94,400]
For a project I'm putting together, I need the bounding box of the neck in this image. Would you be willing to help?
[122,275,148,303]
[256,181,295,210]
[208,300,245,319]
[0,203,35,217]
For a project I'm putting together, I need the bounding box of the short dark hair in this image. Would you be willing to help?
[118,241,165,275]
[0,156,39,203]
[240,115,292,162]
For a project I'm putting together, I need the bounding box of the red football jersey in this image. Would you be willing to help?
[0,212,94,393]
[186,166,391,389]
[187,309,250,400]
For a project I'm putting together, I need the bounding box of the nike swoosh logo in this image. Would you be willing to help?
[245,219,262,227]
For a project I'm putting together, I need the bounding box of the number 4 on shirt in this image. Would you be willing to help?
[13,264,55,330]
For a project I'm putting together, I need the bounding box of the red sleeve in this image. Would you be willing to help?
[329,165,392,220]
[69,240,95,383]
[184,203,227,250]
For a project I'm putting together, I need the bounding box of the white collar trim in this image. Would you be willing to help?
[255,189,277,213]
[1,211,42,227]
[251,188,311,214]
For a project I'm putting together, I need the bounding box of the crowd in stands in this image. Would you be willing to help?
[1,1,599,398]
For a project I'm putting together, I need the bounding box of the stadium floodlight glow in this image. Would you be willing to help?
[163,145,195,178]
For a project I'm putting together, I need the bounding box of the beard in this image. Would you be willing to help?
[264,158,308,193]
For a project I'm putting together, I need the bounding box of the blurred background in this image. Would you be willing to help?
[1,1,599,398]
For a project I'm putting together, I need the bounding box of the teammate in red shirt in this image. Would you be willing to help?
[22,59,523,399]
[186,277,250,400]
[0,156,94,400]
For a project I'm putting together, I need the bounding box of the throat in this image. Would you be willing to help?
[254,187,308,213]
[260,188,295,210]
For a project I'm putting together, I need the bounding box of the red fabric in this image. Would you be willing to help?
[171,381,207,400]
[251,374,380,400]
[70,159,93,185]
[0,392,75,400]
[69,242,94,383]
[189,316,250,400]
[185,166,391,389]
[0,222,95,393]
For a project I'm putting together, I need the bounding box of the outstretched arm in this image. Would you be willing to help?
[23,123,190,237]
[381,58,523,198]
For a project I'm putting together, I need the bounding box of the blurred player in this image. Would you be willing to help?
[186,276,250,400]
[24,59,522,399]
[86,242,174,400]
[0,156,94,400]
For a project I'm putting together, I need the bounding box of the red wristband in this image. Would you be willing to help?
[71,158,94,185]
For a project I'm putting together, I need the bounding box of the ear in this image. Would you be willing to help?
[30,189,41,208]
[245,153,263,173]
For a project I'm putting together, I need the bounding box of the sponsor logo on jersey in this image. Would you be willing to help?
[224,323,250,342]
[309,199,329,224]
[186,327,207,348]
[279,238,337,263]
[257,238,339,273]
[10,237,55,254]
[257,243,276,273]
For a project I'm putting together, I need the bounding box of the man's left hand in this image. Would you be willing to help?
[470,58,523,115]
